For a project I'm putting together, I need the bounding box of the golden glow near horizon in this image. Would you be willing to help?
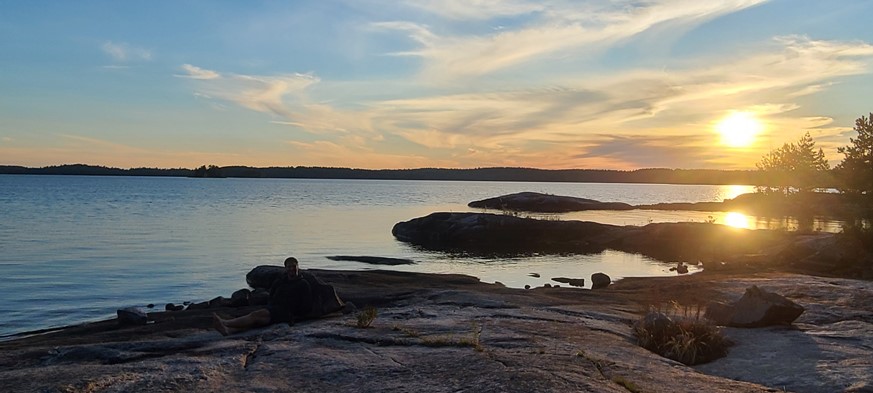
[716,112,764,148]
[724,212,751,229]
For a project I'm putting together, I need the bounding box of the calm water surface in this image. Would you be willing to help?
[0,175,830,337]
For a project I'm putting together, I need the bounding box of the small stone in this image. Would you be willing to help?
[524,285,531,290]
[165,303,184,312]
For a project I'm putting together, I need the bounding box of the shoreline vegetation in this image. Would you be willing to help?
[0,163,782,185]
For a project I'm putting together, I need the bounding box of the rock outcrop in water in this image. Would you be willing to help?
[468,192,633,212]
[391,212,625,254]
[392,212,790,262]
[467,191,857,217]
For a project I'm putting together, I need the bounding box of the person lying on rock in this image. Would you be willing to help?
[213,257,313,335]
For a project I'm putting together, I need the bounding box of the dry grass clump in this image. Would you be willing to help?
[632,306,731,365]
[355,305,377,328]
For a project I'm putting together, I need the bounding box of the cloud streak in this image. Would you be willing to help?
[376,0,770,81]
[101,41,152,62]
[179,65,319,118]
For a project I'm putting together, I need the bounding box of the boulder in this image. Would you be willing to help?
[230,289,251,307]
[703,301,735,326]
[246,265,285,289]
[591,273,611,289]
[301,273,346,318]
[116,307,147,326]
[705,285,804,327]
[164,303,184,312]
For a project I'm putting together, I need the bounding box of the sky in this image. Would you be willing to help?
[1,0,872,170]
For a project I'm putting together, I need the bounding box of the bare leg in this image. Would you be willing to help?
[213,309,272,336]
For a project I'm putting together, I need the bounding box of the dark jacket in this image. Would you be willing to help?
[267,273,313,323]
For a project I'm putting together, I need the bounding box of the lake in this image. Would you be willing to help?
[0,175,835,337]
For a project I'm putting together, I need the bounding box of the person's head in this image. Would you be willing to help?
[284,257,300,277]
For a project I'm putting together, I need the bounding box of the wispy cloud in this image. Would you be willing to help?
[176,64,221,80]
[101,41,152,62]
[178,64,319,118]
[401,0,544,20]
[375,0,770,81]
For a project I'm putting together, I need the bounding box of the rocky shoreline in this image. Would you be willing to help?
[2,267,872,392]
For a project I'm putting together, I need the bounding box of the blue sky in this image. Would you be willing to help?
[2,0,872,169]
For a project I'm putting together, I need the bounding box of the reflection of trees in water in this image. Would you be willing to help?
[753,215,849,233]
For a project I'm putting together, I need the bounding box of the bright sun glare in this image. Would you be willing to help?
[716,112,763,148]
[724,212,751,229]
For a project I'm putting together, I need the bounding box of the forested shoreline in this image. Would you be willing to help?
[0,164,769,185]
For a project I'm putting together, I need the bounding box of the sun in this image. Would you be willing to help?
[716,112,763,148]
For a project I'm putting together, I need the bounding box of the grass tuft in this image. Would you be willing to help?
[633,306,732,365]
[611,376,642,393]
[355,305,377,328]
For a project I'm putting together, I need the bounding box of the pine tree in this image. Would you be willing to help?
[755,132,830,195]
[837,113,873,196]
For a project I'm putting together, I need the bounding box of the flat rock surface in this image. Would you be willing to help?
[1,270,871,392]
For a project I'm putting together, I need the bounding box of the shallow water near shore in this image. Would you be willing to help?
[0,175,840,337]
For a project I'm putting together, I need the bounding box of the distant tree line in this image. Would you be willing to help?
[0,164,773,185]
[0,164,192,177]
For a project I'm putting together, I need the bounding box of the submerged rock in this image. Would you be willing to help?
[326,255,416,265]
[551,277,585,287]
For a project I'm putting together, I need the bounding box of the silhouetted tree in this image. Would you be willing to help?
[755,132,830,196]
[836,113,873,197]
